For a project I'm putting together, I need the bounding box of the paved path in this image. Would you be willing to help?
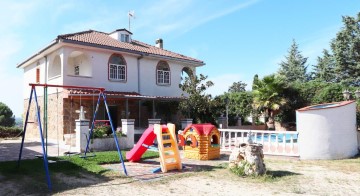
[0,138,71,162]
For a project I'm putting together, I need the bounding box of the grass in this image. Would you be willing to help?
[0,150,159,193]
[0,150,159,176]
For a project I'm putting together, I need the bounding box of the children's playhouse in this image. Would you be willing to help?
[178,124,220,160]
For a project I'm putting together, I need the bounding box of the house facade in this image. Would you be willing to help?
[17,29,204,141]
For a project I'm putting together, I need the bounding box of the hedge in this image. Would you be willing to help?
[0,126,22,138]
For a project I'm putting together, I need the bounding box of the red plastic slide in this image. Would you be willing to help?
[126,127,157,162]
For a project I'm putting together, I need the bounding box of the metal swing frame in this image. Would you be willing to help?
[18,83,128,191]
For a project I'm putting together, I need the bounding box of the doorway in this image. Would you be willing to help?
[105,105,118,128]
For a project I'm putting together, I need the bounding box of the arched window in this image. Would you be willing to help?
[156,61,170,85]
[180,67,193,85]
[49,55,61,79]
[108,54,127,81]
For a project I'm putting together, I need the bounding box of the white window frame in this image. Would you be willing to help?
[121,34,129,42]
[157,70,170,85]
[109,63,126,81]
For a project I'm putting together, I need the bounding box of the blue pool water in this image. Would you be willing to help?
[251,133,298,143]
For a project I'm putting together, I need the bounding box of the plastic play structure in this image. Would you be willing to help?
[18,83,128,190]
[178,124,220,160]
[126,123,182,173]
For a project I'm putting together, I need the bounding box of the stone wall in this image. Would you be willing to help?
[23,92,65,142]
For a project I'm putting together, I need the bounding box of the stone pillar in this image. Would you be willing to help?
[75,119,90,152]
[148,119,161,127]
[181,118,193,129]
[217,116,228,129]
[121,119,135,148]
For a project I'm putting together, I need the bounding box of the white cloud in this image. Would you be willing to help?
[206,73,251,96]
[0,0,42,117]
[51,2,76,21]
[0,0,41,31]
[0,72,23,117]
[0,35,23,70]
[135,0,259,37]
[301,25,340,65]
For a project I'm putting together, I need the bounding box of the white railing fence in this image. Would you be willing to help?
[219,129,299,157]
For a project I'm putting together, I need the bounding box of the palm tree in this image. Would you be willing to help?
[252,74,287,129]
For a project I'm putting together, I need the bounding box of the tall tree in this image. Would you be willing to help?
[312,49,336,83]
[252,74,259,90]
[228,81,247,93]
[331,12,360,87]
[252,74,287,129]
[179,74,215,123]
[0,102,15,127]
[278,40,308,83]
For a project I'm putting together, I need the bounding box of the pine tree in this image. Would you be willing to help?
[252,74,259,90]
[312,49,336,83]
[278,40,308,83]
[228,81,247,93]
[330,12,360,87]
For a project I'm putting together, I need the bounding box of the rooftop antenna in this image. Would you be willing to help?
[128,10,135,31]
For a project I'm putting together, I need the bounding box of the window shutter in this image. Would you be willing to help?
[36,68,40,83]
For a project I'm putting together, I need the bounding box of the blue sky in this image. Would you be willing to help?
[0,0,359,117]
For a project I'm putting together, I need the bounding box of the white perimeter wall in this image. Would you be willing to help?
[296,102,358,160]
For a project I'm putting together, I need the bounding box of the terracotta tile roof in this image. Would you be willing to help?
[68,89,184,100]
[58,30,203,64]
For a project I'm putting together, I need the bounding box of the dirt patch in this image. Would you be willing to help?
[1,156,360,195]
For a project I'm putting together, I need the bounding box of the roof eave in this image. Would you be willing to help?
[16,39,59,68]
[61,39,205,66]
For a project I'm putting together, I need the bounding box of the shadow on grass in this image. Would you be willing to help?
[0,155,133,195]
[266,170,301,178]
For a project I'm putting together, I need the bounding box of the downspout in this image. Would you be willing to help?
[137,55,143,127]
[137,54,143,93]
[43,56,48,156]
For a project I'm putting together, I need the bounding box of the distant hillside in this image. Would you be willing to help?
[15,117,23,128]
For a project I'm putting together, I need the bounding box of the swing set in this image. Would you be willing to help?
[17,83,128,190]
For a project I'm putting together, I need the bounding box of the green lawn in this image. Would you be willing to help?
[0,150,159,193]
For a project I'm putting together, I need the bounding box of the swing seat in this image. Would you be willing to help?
[79,154,96,158]
[63,151,79,156]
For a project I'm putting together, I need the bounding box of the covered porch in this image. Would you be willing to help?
[64,90,185,139]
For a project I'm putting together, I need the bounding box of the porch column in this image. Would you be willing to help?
[217,116,228,129]
[121,119,135,148]
[148,118,161,127]
[237,117,242,126]
[125,99,129,119]
[181,119,193,129]
[152,100,156,118]
[75,119,90,152]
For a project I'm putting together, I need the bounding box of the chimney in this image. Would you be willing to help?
[155,38,163,49]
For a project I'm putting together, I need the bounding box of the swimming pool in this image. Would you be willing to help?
[251,133,298,143]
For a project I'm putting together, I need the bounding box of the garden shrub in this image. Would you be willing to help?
[0,126,22,138]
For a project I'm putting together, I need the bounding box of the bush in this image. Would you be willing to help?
[92,123,125,139]
[0,102,15,127]
[0,126,22,138]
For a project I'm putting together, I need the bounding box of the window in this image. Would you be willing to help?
[108,54,127,81]
[36,68,40,83]
[156,61,170,85]
[121,34,129,42]
[74,65,80,76]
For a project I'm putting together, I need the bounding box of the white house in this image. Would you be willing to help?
[17,28,204,141]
